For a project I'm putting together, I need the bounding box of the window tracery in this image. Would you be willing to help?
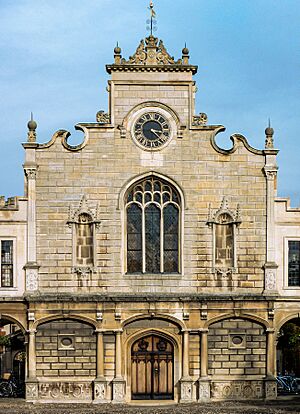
[126,176,181,274]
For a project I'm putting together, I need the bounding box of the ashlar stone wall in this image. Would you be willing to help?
[208,318,266,378]
[36,320,96,378]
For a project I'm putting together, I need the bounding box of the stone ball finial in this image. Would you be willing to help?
[27,113,37,131]
[114,42,121,55]
[265,118,274,136]
[182,43,189,55]
[265,126,274,136]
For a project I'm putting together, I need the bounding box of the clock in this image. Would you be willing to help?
[133,112,171,149]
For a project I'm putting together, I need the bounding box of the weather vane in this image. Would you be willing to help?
[146,0,157,35]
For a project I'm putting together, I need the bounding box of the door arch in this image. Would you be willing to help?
[131,334,174,400]
[277,317,300,376]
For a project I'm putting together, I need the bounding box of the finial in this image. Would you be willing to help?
[147,0,157,35]
[27,112,37,143]
[265,118,274,149]
[182,42,190,64]
[114,41,122,64]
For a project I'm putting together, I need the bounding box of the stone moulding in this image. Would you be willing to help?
[210,126,265,156]
[36,124,89,151]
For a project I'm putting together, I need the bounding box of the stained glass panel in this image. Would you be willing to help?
[163,204,179,273]
[127,204,143,273]
[145,204,161,273]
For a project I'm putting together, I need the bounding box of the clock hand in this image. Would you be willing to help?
[150,128,162,138]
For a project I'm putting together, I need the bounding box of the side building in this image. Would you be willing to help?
[0,34,300,403]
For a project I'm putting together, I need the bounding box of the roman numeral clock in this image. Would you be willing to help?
[133,112,171,149]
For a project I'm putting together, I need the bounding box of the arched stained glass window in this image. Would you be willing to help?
[126,177,181,274]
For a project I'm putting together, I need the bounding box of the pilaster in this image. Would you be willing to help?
[198,329,211,402]
[94,329,109,403]
[112,329,125,403]
[180,329,193,403]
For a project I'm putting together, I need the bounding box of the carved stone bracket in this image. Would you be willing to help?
[96,111,110,124]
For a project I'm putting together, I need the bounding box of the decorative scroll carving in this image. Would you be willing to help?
[38,382,92,400]
[26,269,38,291]
[265,269,276,291]
[180,379,193,402]
[24,168,37,180]
[265,380,277,399]
[198,381,210,401]
[96,111,110,124]
[192,113,208,126]
[27,130,37,143]
[26,382,38,399]
[112,380,125,402]
[94,382,107,401]
[211,381,264,399]
[121,35,181,66]
[264,169,277,181]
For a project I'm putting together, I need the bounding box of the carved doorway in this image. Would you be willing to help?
[131,334,174,400]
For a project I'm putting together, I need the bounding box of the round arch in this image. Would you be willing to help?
[33,314,97,330]
[276,313,300,334]
[122,313,186,331]
[204,312,270,330]
[0,314,26,333]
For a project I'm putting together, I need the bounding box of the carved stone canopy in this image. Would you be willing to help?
[67,195,100,228]
[207,197,241,225]
[106,35,198,74]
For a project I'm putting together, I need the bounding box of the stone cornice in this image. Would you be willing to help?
[106,64,198,74]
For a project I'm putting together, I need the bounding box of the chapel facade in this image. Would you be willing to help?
[0,31,300,404]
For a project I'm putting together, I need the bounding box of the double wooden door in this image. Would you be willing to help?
[131,334,174,400]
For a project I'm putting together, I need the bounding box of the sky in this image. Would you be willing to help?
[0,0,299,205]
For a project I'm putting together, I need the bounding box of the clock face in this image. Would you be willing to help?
[133,112,171,149]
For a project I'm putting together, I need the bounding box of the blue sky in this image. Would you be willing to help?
[0,0,299,204]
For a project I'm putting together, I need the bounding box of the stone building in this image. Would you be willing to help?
[0,30,300,404]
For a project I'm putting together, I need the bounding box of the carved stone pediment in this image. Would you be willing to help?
[107,36,198,74]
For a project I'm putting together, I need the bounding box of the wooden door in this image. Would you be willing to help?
[131,334,174,400]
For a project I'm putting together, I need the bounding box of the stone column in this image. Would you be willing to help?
[180,329,193,403]
[23,159,39,292]
[198,329,210,402]
[94,329,109,403]
[112,329,125,403]
[265,328,277,400]
[26,329,38,401]
[263,149,279,294]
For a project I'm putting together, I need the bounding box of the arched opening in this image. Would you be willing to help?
[0,318,25,397]
[131,333,174,400]
[277,318,300,377]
